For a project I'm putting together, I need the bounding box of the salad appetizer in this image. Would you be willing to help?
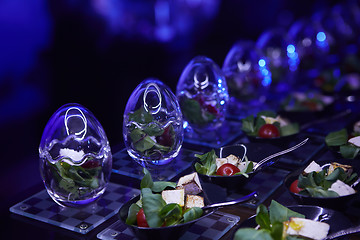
[126,107,176,158]
[194,149,254,177]
[45,148,103,200]
[289,161,358,198]
[125,169,205,228]
[234,200,330,240]
[280,91,333,112]
[241,111,299,139]
[178,92,224,129]
[325,121,360,159]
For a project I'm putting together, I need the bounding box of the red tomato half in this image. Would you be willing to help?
[216,163,240,176]
[258,124,280,138]
[289,179,303,194]
[136,208,149,227]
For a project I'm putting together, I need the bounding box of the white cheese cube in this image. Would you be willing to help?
[177,172,203,195]
[285,217,330,240]
[303,161,322,174]
[226,154,239,166]
[215,158,227,170]
[162,189,185,207]
[329,180,355,196]
[348,136,360,147]
[184,195,204,209]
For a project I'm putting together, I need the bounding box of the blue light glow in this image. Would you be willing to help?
[262,76,271,86]
[316,32,326,42]
[183,121,189,129]
[287,44,295,54]
[261,68,269,76]
[220,100,225,105]
[258,59,266,67]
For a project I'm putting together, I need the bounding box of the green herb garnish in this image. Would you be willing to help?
[325,128,360,159]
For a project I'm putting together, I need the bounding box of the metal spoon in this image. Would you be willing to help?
[321,225,360,240]
[202,191,257,210]
[253,138,309,171]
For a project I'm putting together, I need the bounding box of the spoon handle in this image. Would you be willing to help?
[323,225,360,240]
[254,138,309,171]
[202,191,257,210]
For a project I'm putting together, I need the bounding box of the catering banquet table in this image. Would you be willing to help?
[3,93,360,240]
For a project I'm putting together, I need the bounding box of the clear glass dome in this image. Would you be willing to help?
[176,56,229,132]
[39,103,112,208]
[123,78,183,167]
[223,40,270,104]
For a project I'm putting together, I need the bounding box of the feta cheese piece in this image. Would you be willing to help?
[329,180,355,196]
[303,161,322,174]
[184,195,204,209]
[328,162,353,176]
[162,189,185,207]
[348,136,360,147]
[285,217,330,240]
[59,148,84,162]
[177,172,203,195]
[237,161,247,172]
[261,115,288,127]
[215,158,227,170]
[226,154,239,166]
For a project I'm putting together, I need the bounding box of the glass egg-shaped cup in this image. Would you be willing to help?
[222,40,270,104]
[39,103,112,208]
[176,56,229,133]
[123,78,183,167]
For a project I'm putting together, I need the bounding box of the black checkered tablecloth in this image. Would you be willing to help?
[9,183,140,234]
[97,211,240,240]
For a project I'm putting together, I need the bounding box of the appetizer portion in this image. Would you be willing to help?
[241,111,299,139]
[281,91,333,112]
[289,161,358,198]
[194,149,255,177]
[234,200,330,240]
[126,169,204,228]
[325,121,360,159]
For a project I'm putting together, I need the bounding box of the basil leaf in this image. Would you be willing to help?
[340,144,360,159]
[305,187,339,198]
[254,117,266,134]
[325,128,348,146]
[151,181,176,192]
[234,228,273,240]
[159,203,182,226]
[269,200,304,224]
[128,107,153,124]
[126,203,141,225]
[255,204,270,230]
[181,98,205,125]
[298,172,317,189]
[194,150,217,175]
[130,128,156,152]
[143,122,164,136]
[270,222,283,240]
[280,123,299,136]
[183,207,203,223]
[141,188,166,228]
[140,168,154,189]
[241,115,256,134]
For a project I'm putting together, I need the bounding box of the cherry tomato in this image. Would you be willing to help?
[81,160,100,169]
[205,104,219,115]
[156,126,173,147]
[216,163,240,176]
[258,124,280,138]
[289,180,302,194]
[136,208,149,227]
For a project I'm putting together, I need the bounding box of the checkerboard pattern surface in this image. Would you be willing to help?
[9,183,140,234]
[183,120,243,148]
[112,148,199,181]
[97,211,240,240]
[227,167,290,208]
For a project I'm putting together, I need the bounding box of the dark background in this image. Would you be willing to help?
[0,0,344,233]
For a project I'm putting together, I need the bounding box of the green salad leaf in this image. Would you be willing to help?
[126,168,204,228]
[194,149,217,175]
[297,167,358,198]
[234,200,305,240]
[325,128,348,146]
